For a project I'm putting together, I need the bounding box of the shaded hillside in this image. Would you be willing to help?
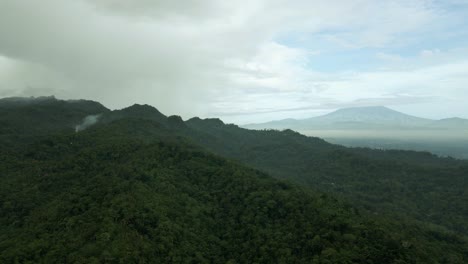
[1,126,417,263]
[99,104,468,240]
[185,117,468,236]
[1,97,468,262]
[2,98,467,237]
[100,104,167,124]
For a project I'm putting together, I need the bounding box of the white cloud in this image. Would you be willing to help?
[0,0,466,122]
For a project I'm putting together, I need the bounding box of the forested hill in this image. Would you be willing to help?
[0,128,415,263]
[0,96,109,149]
[1,96,467,262]
[184,115,468,235]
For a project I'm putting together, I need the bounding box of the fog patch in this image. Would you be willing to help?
[75,114,101,132]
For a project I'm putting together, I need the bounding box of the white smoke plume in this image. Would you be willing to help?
[75,114,101,132]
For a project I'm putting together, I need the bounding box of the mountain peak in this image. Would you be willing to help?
[167,115,187,128]
[186,117,225,128]
[333,106,394,114]
[344,105,387,109]
[313,106,431,126]
[126,103,160,111]
[100,104,167,124]
[120,104,165,117]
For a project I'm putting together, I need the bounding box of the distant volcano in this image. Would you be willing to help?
[244,106,467,130]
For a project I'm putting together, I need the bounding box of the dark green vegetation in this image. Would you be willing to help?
[1,97,467,263]
[186,119,468,234]
[0,96,109,150]
[0,132,411,263]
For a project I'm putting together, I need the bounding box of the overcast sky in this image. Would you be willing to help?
[0,0,467,124]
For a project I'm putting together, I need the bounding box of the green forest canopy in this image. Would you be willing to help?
[0,97,467,263]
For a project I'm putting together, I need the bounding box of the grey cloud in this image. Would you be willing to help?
[0,0,465,123]
[212,95,437,117]
[90,0,225,19]
[0,0,237,116]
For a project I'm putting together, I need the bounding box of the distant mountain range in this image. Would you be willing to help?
[244,106,468,130]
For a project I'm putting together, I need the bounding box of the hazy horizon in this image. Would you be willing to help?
[3,95,468,127]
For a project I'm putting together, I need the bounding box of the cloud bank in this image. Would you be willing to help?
[0,0,467,123]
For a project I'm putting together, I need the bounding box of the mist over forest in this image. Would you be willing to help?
[309,130,468,159]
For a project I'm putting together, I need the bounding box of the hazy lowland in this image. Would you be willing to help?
[1,96,467,263]
[307,131,468,160]
[245,106,468,159]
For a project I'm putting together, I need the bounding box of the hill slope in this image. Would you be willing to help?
[1,97,468,262]
[1,124,417,263]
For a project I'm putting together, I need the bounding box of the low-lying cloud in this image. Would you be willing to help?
[75,114,101,132]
